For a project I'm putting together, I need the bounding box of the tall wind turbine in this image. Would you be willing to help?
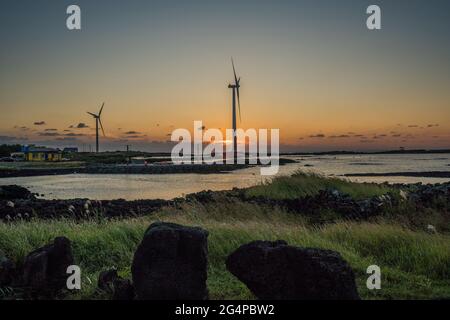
[87,103,105,153]
[228,58,241,163]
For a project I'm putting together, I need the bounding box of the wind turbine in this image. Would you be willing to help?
[228,58,241,163]
[87,103,105,153]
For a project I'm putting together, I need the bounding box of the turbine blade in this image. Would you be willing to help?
[231,58,239,86]
[99,102,105,116]
[99,118,106,136]
[236,87,241,122]
[87,112,97,117]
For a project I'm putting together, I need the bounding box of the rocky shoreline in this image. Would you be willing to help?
[0,164,249,178]
[0,158,297,178]
[1,181,449,222]
[343,171,450,178]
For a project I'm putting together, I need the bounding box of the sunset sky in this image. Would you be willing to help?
[0,0,449,152]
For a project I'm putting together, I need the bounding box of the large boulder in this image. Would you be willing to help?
[0,185,34,200]
[131,222,209,300]
[22,237,74,296]
[226,240,360,300]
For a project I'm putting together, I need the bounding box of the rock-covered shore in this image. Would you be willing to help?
[0,158,297,178]
[0,181,449,222]
[0,163,249,178]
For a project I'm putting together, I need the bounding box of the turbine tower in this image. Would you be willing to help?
[87,103,105,153]
[228,58,241,163]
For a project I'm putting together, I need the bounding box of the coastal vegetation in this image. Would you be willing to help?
[1,172,449,300]
[245,172,393,200]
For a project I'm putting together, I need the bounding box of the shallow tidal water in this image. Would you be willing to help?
[0,154,449,200]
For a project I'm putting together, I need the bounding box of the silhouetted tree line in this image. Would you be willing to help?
[0,144,21,157]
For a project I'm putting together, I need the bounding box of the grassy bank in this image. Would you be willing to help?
[246,172,394,200]
[1,202,449,300]
[1,173,449,300]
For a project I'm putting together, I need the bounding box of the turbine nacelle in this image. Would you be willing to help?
[87,112,100,119]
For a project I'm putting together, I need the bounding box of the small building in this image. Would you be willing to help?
[22,146,62,162]
[63,147,79,153]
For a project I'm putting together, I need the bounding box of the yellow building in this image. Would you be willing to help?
[24,147,62,162]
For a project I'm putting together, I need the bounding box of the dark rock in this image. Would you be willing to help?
[98,269,119,291]
[0,185,34,200]
[0,252,16,286]
[22,237,74,296]
[112,278,135,300]
[226,240,360,300]
[97,268,135,300]
[132,222,209,300]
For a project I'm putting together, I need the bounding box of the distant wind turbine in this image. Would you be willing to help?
[87,102,105,153]
[228,58,241,162]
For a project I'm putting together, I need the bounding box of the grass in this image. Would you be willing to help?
[246,171,394,200]
[1,201,449,300]
[0,172,449,300]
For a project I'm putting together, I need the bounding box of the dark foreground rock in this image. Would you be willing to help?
[0,252,16,286]
[22,237,74,296]
[112,278,135,300]
[226,240,360,300]
[132,222,209,300]
[98,268,135,300]
[98,269,120,291]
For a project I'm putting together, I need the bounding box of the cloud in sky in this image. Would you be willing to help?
[34,121,46,126]
[309,134,325,138]
[38,132,60,137]
[76,123,89,129]
[0,135,29,143]
[0,135,16,141]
